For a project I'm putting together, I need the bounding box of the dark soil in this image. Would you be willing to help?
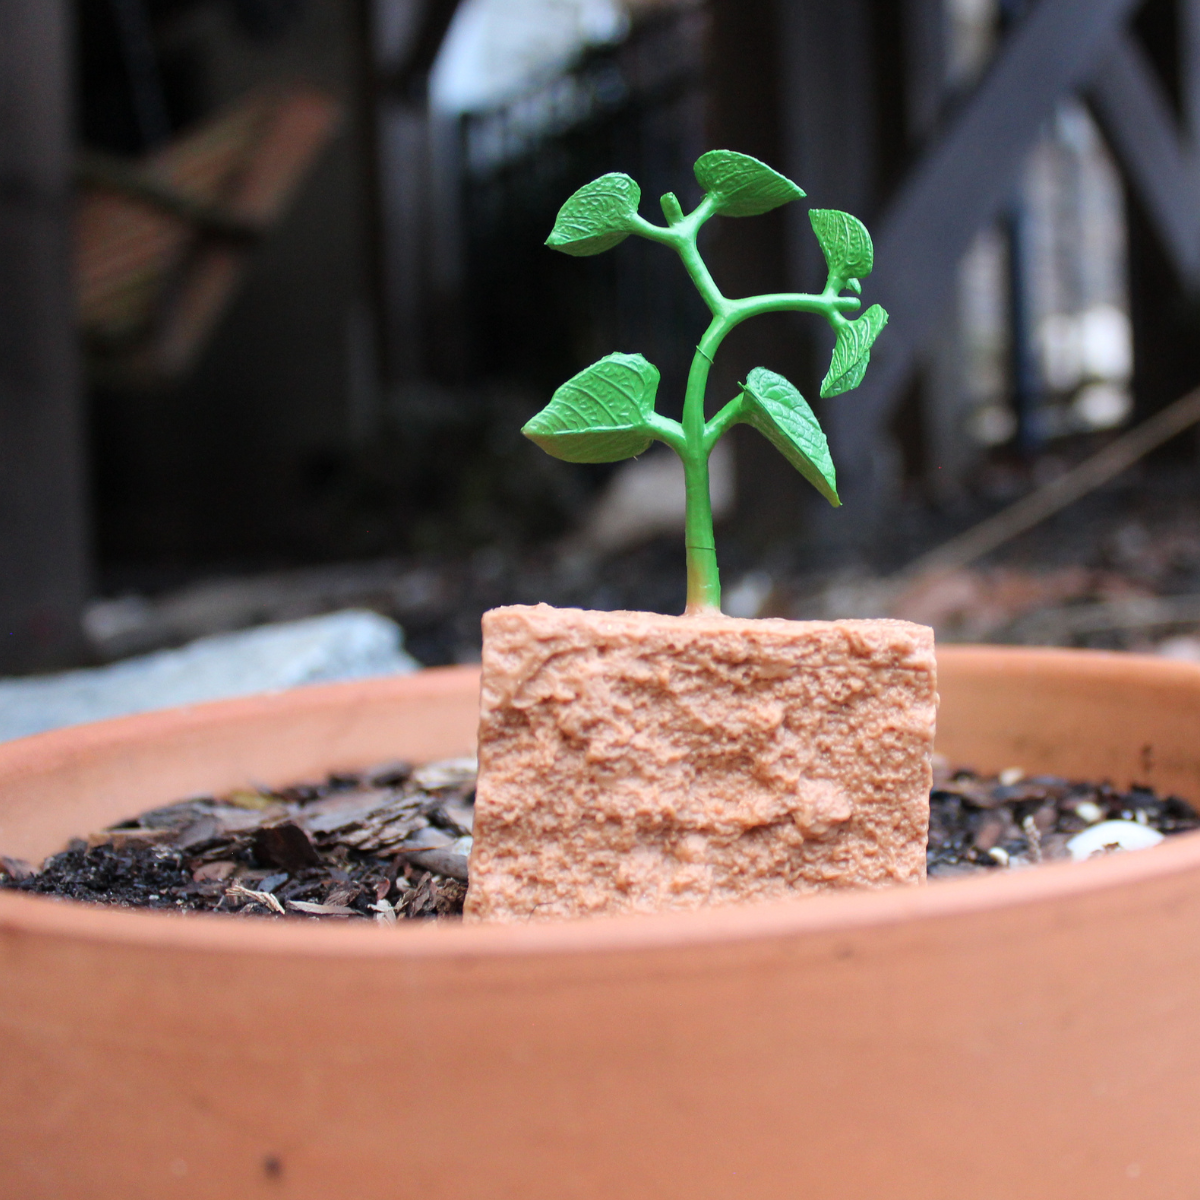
[4,755,1199,914]
[927,756,1200,877]
[0,757,475,921]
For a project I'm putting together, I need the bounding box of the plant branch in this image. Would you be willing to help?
[677,242,729,320]
[704,394,745,453]
[636,199,866,614]
[727,291,860,331]
[673,192,719,239]
[647,411,687,455]
[629,214,681,248]
[633,196,728,319]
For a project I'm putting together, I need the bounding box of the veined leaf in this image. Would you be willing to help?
[545,173,641,256]
[737,367,839,506]
[694,150,805,218]
[820,305,888,399]
[809,209,874,284]
[523,353,661,463]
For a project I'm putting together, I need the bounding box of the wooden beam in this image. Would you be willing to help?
[1183,0,1200,138]
[383,0,465,99]
[778,0,877,296]
[1089,31,1200,286]
[707,0,810,549]
[902,0,948,144]
[0,0,90,670]
[824,0,1143,516]
[1089,11,1200,425]
[901,0,981,499]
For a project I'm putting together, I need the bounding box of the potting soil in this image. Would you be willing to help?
[927,756,1200,875]
[0,757,475,920]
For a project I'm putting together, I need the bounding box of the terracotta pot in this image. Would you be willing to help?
[3,647,1200,1199]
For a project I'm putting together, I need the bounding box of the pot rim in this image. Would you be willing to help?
[2,644,1196,962]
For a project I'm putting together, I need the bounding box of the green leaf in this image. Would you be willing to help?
[821,305,888,399]
[694,150,805,218]
[737,367,839,506]
[523,353,661,463]
[545,173,641,256]
[809,209,875,283]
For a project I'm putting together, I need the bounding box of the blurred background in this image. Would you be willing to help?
[6,0,1200,681]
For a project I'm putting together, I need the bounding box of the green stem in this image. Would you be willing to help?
[634,204,858,614]
[727,290,860,328]
[682,335,720,614]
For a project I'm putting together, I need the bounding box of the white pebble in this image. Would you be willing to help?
[998,766,1024,786]
[1075,800,1104,825]
[1067,820,1164,862]
[987,847,1009,867]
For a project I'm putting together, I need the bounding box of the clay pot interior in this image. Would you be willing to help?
[0,665,483,866]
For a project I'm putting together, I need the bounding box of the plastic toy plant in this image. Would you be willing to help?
[522,150,888,615]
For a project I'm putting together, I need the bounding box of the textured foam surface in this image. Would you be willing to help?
[466,605,937,922]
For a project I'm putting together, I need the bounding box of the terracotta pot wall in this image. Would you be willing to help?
[0,665,482,864]
[937,645,1200,796]
[2,647,1199,1199]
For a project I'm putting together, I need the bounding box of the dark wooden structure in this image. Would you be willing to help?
[7,0,1200,673]
[0,0,90,670]
[707,0,1200,549]
[422,0,1200,556]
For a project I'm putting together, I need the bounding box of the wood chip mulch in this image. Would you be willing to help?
[927,755,1200,876]
[0,757,476,921]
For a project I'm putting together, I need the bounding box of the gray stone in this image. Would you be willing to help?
[0,609,419,742]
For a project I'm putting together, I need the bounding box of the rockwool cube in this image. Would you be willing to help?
[465,605,937,922]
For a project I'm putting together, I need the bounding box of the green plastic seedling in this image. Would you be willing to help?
[523,150,888,614]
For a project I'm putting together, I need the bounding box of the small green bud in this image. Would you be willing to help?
[660,192,685,225]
